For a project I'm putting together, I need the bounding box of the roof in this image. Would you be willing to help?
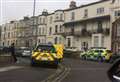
[54,9,64,12]
[47,13,55,16]
[64,0,110,11]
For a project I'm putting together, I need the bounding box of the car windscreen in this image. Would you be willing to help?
[106,50,112,53]
[94,50,99,53]
[99,50,104,53]
[35,45,56,52]
[94,50,103,53]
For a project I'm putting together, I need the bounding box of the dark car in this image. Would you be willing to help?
[110,51,120,63]
[108,58,120,82]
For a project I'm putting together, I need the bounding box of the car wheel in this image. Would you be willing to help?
[31,59,36,66]
[51,61,58,68]
[97,57,103,62]
[82,55,86,60]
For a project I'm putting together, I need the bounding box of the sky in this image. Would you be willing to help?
[0,0,99,25]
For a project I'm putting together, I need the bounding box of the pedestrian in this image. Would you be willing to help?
[10,43,17,62]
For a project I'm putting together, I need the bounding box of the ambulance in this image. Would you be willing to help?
[31,44,64,66]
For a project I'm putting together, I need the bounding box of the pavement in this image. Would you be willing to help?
[0,57,112,82]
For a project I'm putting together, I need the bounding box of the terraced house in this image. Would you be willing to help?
[0,21,18,47]
[63,0,120,52]
[0,0,120,53]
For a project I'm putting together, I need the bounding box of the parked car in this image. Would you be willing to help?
[64,47,78,55]
[64,47,78,52]
[15,47,31,57]
[80,47,112,62]
[0,46,4,51]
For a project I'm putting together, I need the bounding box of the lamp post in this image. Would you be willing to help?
[32,0,37,47]
[33,0,36,18]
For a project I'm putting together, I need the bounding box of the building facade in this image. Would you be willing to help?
[63,0,112,51]
[37,10,48,45]
[46,10,65,45]
[0,21,18,47]
[0,0,120,52]
[112,18,120,53]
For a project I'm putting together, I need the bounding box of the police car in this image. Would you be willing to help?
[80,47,112,62]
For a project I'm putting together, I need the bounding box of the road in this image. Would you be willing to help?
[62,58,111,82]
[0,57,112,82]
[0,57,56,82]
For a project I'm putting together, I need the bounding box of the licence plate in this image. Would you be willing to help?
[41,57,48,61]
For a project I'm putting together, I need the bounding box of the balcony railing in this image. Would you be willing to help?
[54,28,110,37]
[54,19,64,22]
[74,29,92,37]
[60,31,74,36]
[92,28,110,35]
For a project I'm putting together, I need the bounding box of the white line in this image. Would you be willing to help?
[0,66,23,72]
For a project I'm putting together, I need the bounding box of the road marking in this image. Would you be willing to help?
[0,66,23,72]
[54,67,71,82]
[41,64,71,82]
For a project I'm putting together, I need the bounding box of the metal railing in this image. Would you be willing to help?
[0,47,11,55]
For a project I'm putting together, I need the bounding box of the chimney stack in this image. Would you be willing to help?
[69,1,77,9]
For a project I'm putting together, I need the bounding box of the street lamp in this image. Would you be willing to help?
[33,0,36,18]
[32,0,37,47]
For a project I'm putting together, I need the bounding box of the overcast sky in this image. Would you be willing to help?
[0,0,99,25]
